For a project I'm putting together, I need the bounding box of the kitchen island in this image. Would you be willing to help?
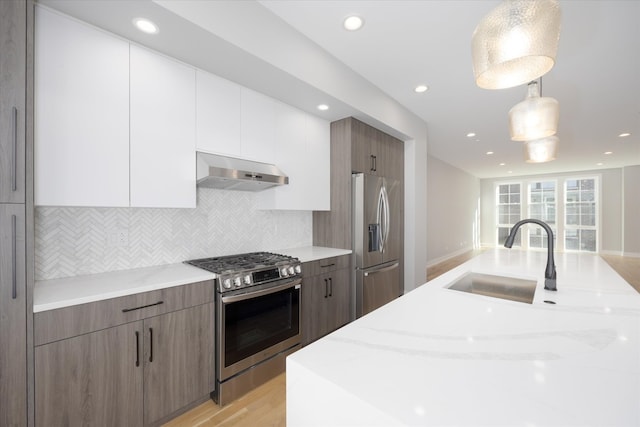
[287,249,640,426]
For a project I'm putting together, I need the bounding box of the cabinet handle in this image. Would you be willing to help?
[11,215,17,299]
[122,300,164,313]
[135,331,140,367]
[373,155,377,172]
[11,107,18,191]
[328,277,333,297]
[149,327,154,363]
[370,155,375,172]
[323,278,328,298]
[320,263,335,269]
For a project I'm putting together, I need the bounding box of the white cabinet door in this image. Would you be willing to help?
[256,104,330,211]
[35,7,129,207]
[130,46,196,208]
[240,88,276,164]
[196,70,241,157]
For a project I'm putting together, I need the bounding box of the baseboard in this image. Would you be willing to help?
[600,250,624,256]
[426,247,475,268]
[622,251,640,258]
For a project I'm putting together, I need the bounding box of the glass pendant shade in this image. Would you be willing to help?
[524,136,558,163]
[472,0,561,90]
[509,81,559,141]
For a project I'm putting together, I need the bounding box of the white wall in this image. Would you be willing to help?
[426,156,480,266]
[623,165,640,256]
[479,167,630,253]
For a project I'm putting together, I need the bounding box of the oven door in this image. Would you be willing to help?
[218,278,301,381]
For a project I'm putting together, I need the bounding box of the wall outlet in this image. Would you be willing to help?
[107,229,129,247]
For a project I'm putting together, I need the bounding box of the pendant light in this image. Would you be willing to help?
[472,0,561,90]
[508,80,559,141]
[524,136,558,163]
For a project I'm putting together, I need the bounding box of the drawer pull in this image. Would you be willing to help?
[320,263,335,268]
[122,300,164,313]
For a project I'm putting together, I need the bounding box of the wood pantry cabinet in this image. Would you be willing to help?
[351,118,404,180]
[301,255,351,346]
[1,0,31,425]
[34,281,214,426]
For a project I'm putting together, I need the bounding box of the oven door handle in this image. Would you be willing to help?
[221,279,302,304]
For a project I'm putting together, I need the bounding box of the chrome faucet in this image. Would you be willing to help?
[504,219,557,291]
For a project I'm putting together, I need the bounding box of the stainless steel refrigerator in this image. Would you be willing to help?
[353,173,402,318]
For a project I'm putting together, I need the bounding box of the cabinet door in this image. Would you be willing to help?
[325,268,351,333]
[255,104,330,210]
[34,321,144,426]
[143,303,213,425]
[350,118,377,175]
[240,88,276,164]
[0,204,27,425]
[196,70,241,157]
[34,6,130,207]
[130,45,196,208]
[1,0,26,203]
[302,273,327,346]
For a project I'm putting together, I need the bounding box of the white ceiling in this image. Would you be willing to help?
[39,0,640,179]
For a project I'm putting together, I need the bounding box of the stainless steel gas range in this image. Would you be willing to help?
[185,252,302,406]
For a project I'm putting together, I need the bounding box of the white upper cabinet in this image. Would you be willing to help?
[130,46,196,208]
[256,103,330,211]
[35,7,130,207]
[196,70,241,157]
[240,88,276,164]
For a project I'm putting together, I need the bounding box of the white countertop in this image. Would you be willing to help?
[33,263,216,313]
[274,246,352,263]
[34,246,349,313]
[287,249,640,426]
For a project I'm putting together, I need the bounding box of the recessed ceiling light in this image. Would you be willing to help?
[414,85,429,93]
[604,151,613,155]
[466,132,476,138]
[508,170,513,174]
[618,132,631,138]
[343,15,364,31]
[317,104,329,111]
[486,151,494,155]
[133,18,159,34]
[596,162,604,166]
[499,162,506,166]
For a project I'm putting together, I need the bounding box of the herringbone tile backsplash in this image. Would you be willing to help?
[35,188,312,280]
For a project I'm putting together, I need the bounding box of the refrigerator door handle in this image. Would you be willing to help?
[382,184,390,252]
[363,262,400,277]
[376,185,385,253]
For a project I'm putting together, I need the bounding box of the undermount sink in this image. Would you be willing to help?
[446,272,537,304]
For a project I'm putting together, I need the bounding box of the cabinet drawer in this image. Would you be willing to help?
[34,280,214,345]
[302,255,350,277]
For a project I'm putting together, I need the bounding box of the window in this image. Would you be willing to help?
[494,176,599,253]
[496,183,521,246]
[564,178,597,252]
[528,181,556,249]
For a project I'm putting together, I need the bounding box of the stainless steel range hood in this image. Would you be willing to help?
[196,152,288,191]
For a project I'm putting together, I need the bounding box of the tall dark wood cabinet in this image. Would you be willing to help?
[1,0,32,426]
[313,117,405,315]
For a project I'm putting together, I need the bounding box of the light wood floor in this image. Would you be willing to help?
[163,373,286,427]
[166,252,639,427]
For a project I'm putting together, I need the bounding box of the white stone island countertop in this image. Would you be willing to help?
[287,249,640,426]
[34,263,215,313]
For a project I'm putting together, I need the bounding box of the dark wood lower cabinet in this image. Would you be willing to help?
[35,321,144,426]
[302,262,351,346]
[34,302,214,426]
[144,303,213,425]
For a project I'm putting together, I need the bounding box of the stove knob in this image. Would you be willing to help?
[244,274,251,285]
[223,278,232,289]
[281,267,289,277]
[288,266,295,276]
[234,277,242,287]
[295,265,302,274]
